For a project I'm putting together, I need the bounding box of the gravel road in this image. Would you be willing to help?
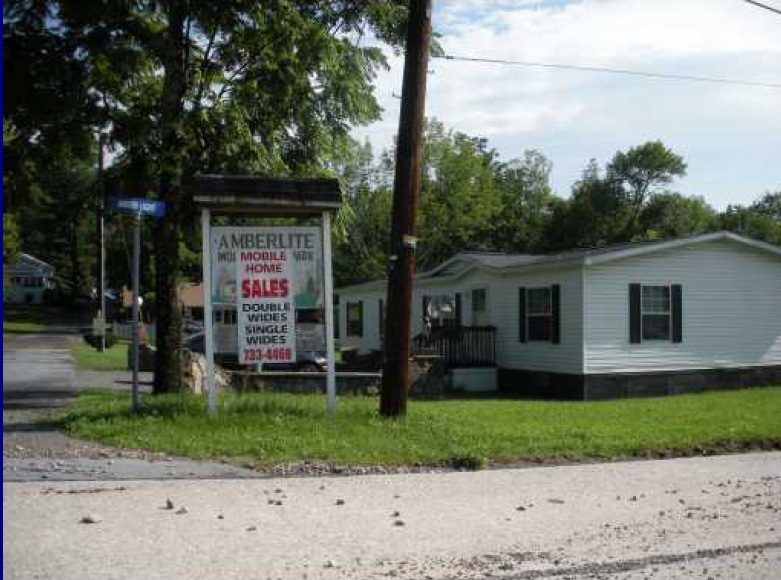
[4,452,780,580]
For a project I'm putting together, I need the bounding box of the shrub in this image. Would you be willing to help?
[83,330,118,349]
[446,453,486,471]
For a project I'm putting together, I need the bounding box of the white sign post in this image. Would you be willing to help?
[322,211,337,419]
[202,208,218,416]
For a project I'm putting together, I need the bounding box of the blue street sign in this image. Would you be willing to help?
[108,196,166,218]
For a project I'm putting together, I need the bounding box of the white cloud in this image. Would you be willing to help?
[353,0,781,208]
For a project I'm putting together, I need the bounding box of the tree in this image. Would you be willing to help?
[543,142,688,250]
[752,191,781,221]
[5,1,408,393]
[416,119,502,269]
[491,150,557,254]
[15,159,97,295]
[3,214,22,294]
[721,191,781,245]
[542,159,627,251]
[639,192,718,239]
[606,141,687,241]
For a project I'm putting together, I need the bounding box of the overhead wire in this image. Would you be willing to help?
[742,0,781,16]
[433,54,781,90]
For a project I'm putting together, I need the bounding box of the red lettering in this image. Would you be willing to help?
[244,278,290,298]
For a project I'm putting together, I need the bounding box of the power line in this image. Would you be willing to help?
[743,0,781,16]
[434,54,781,90]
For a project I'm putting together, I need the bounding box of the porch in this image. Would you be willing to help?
[412,325,497,369]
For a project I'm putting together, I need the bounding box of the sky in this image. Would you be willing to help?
[352,0,781,210]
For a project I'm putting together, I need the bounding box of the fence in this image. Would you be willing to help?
[412,325,496,368]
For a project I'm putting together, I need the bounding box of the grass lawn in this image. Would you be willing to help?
[3,304,48,334]
[70,340,128,371]
[62,386,781,469]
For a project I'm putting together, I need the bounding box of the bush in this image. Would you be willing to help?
[83,330,118,349]
[43,287,70,306]
[446,453,486,471]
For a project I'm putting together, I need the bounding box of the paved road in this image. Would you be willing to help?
[3,329,257,481]
[4,452,781,580]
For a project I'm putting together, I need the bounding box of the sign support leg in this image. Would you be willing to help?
[322,211,337,419]
[201,208,217,416]
[131,212,141,411]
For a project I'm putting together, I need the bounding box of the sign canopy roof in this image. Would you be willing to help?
[190,175,342,215]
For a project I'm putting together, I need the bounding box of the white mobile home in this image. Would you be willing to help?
[335,232,781,399]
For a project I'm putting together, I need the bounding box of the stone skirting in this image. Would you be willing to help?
[229,371,381,396]
[499,365,781,401]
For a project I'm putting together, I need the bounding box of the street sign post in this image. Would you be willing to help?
[109,196,166,218]
[109,196,166,411]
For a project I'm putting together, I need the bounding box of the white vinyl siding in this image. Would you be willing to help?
[585,240,781,373]
[479,268,584,374]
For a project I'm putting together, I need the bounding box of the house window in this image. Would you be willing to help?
[471,288,488,326]
[424,294,457,329]
[527,287,552,341]
[641,285,671,340]
[347,301,363,337]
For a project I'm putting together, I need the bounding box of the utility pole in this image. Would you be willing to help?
[96,133,106,352]
[380,0,432,418]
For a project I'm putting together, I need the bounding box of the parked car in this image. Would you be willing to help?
[183,332,326,372]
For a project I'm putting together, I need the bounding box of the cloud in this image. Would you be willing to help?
[353,0,781,208]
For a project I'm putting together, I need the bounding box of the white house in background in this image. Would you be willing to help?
[4,253,56,304]
[335,231,781,400]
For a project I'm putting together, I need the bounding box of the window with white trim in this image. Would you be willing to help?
[641,285,671,341]
[471,288,488,326]
[346,301,363,337]
[527,287,552,341]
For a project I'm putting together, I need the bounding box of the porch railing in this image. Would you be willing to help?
[412,325,496,368]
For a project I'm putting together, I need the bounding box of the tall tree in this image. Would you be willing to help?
[606,141,687,241]
[491,150,557,254]
[416,119,502,269]
[5,1,408,393]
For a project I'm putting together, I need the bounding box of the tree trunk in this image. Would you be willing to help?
[153,3,188,394]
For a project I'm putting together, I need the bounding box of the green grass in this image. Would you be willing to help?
[70,340,128,371]
[3,304,48,334]
[61,387,781,469]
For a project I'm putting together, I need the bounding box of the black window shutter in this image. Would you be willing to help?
[518,287,527,343]
[671,284,683,343]
[551,284,561,344]
[422,296,429,320]
[455,293,462,327]
[629,283,641,344]
[379,299,384,343]
[357,300,364,337]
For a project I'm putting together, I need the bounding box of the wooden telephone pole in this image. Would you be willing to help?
[380,0,432,418]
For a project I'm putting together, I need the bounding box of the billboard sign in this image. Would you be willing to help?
[210,227,323,356]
